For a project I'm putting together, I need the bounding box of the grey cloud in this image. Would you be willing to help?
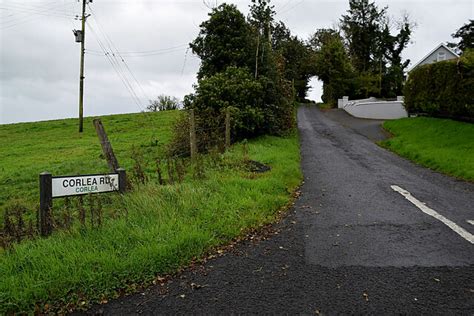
[1,0,472,124]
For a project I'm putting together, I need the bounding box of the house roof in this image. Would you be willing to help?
[407,43,460,72]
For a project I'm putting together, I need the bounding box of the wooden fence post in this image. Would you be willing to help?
[39,172,53,237]
[189,109,197,160]
[93,118,120,172]
[225,107,231,150]
[117,168,127,193]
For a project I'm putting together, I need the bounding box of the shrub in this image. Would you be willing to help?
[184,67,267,139]
[404,50,474,118]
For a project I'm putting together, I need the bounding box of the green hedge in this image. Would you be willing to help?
[404,50,474,118]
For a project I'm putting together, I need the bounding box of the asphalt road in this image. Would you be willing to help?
[320,108,389,142]
[84,106,474,315]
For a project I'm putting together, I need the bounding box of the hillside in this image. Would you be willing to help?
[0,111,179,211]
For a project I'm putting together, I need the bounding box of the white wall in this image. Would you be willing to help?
[343,101,408,120]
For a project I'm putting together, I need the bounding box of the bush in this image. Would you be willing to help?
[404,50,474,118]
[167,66,295,157]
[184,67,267,139]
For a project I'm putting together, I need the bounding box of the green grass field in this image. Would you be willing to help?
[0,111,179,211]
[381,117,474,181]
[0,111,302,313]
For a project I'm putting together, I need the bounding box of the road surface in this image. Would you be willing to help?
[85,106,474,315]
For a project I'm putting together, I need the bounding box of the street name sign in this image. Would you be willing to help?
[39,169,126,236]
[52,173,119,198]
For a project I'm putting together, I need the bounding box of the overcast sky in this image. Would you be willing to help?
[0,0,472,124]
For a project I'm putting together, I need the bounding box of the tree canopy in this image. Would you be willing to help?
[190,4,254,79]
[185,0,305,140]
[310,0,414,105]
[448,19,474,54]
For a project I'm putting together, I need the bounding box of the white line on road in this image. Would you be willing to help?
[391,185,474,245]
[467,220,474,226]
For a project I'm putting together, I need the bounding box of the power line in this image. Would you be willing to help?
[114,44,189,55]
[86,4,150,107]
[0,3,75,18]
[181,47,190,76]
[85,45,187,57]
[278,0,304,15]
[0,1,76,30]
[86,20,145,112]
[276,0,295,12]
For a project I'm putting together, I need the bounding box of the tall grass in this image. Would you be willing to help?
[0,135,302,313]
[0,111,179,211]
[381,117,474,181]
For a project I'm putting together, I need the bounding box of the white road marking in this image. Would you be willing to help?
[391,185,474,245]
[467,220,474,226]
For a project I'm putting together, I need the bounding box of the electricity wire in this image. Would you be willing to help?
[86,21,144,112]
[278,0,304,15]
[85,46,187,57]
[87,4,151,105]
[0,3,75,18]
[276,0,295,12]
[0,1,75,30]
[85,7,162,144]
[181,47,190,75]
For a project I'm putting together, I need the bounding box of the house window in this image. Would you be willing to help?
[437,51,446,62]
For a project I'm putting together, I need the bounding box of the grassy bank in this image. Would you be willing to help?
[381,117,474,181]
[0,111,302,313]
[0,111,179,212]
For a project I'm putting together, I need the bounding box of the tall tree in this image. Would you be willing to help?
[272,22,313,101]
[184,0,295,140]
[310,29,354,105]
[448,20,474,54]
[248,0,276,79]
[378,18,412,97]
[341,0,413,97]
[190,4,254,79]
[340,0,386,73]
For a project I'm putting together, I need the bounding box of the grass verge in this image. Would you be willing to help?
[0,133,302,313]
[381,117,474,181]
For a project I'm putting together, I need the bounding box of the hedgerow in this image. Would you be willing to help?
[404,50,474,118]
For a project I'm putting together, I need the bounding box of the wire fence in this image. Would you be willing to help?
[0,108,236,248]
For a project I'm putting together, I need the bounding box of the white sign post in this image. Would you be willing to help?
[52,174,119,198]
[39,168,126,236]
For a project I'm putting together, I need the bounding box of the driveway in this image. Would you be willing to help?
[320,107,389,141]
[84,106,474,315]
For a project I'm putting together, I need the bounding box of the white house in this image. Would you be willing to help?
[408,43,459,72]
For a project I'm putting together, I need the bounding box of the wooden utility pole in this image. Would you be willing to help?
[78,0,87,133]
